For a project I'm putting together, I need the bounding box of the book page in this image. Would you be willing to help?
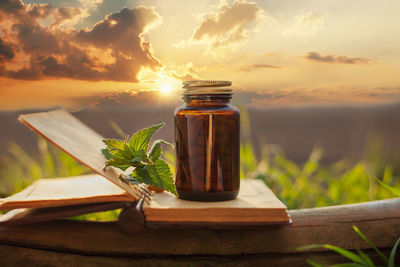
[0,202,128,226]
[0,175,133,210]
[18,109,141,200]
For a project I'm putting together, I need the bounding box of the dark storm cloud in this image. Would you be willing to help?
[0,1,162,82]
[306,51,371,64]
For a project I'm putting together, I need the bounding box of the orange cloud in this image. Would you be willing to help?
[0,38,14,63]
[166,62,199,81]
[0,0,162,82]
[306,52,372,64]
[51,7,81,28]
[181,0,267,53]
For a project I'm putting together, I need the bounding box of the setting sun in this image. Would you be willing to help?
[160,84,173,95]
[154,72,181,97]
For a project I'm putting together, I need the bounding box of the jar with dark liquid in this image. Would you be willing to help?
[175,80,240,201]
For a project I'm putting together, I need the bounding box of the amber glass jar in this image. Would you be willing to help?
[174,80,240,201]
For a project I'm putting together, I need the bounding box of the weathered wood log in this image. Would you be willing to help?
[0,198,399,266]
[117,198,145,235]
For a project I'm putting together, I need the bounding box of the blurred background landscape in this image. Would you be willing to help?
[1,102,400,166]
[1,101,399,215]
[0,0,400,218]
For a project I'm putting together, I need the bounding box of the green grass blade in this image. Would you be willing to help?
[389,237,400,267]
[305,259,323,267]
[298,244,365,265]
[356,249,374,267]
[375,178,400,197]
[109,120,126,138]
[324,244,365,264]
[353,226,389,265]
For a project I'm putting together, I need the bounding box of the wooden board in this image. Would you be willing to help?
[0,175,133,210]
[144,179,290,223]
[18,109,142,200]
[0,198,398,266]
[0,244,392,267]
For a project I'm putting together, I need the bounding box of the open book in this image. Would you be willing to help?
[0,109,290,226]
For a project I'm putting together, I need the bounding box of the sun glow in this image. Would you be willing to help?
[153,70,182,97]
[160,84,173,95]
[138,68,181,97]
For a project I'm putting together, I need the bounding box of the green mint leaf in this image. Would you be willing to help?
[106,148,130,160]
[123,142,134,158]
[105,158,132,171]
[130,149,152,165]
[129,123,165,152]
[101,148,113,160]
[133,158,177,196]
[103,139,132,159]
[103,139,125,150]
[102,147,128,160]
[149,139,173,162]
[103,122,176,196]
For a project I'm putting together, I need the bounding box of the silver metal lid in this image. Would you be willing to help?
[182,80,232,95]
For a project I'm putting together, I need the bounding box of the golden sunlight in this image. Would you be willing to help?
[153,70,182,97]
[160,84,173,95]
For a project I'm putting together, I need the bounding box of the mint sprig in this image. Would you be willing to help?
[101,123,177,196]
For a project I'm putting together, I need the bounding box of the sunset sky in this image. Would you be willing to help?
[0,0,400,110]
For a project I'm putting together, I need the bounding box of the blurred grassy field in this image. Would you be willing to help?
[0,109,399,220]
[238,105,400,209]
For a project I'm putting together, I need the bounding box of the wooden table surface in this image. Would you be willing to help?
[0,198,399,266]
